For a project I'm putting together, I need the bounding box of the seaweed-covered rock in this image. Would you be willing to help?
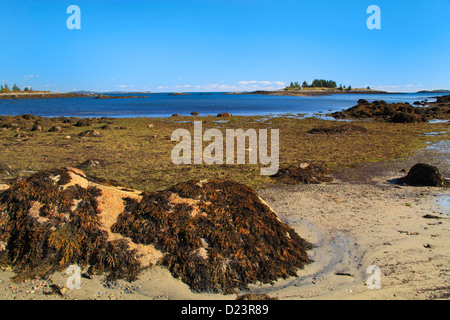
[0,167,144,283]
[272,163,333,184]
[0,168,311,294]
[395,163,449,187]
[329,100,449,123]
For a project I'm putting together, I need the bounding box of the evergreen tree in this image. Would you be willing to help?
[12,83,20,91]
[302,81,308,88]
[24,87,29,92]
[4,83,10,91]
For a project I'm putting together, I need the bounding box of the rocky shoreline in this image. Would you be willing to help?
[238,89,391,96]
[0,93,147,100]
[328,95,450,123]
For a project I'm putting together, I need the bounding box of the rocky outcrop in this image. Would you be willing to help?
[329,97,450,123]
[0,168,311,293]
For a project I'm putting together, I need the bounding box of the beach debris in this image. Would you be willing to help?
[335,272,354,277]
[394,163,449,187]
[0,167,312,294]
[308,124,368,134]
[271,163,333,184]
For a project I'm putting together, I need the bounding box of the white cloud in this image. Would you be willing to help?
[152,80,285,93]
[116,85,134,88]
[24,75,39,79]
[372,84,425,92]
[238,80,285,87]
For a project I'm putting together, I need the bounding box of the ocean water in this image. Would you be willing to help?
[0,92,448,118]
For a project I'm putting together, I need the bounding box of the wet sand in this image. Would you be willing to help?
[0,143,448,300]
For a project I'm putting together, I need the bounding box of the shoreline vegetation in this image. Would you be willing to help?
[0,96,448,191]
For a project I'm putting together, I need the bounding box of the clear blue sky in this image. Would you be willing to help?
[0,0,449,92]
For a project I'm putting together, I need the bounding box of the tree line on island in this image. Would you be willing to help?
[286,79,371,91]
[0,83,32,93]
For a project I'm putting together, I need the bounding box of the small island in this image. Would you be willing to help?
[242,79,389,96]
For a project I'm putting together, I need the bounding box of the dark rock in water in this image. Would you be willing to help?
[272,163,333,184]
[190,112,199,116]
[0,168,311,294]
[308,124,367,134]
[172,113,179,117]
[395,163,449,187]
[217,112,232,117]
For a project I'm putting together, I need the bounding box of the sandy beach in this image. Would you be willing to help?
[1,140,448,301]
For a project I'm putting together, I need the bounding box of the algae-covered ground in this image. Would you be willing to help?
[0,114,448,191]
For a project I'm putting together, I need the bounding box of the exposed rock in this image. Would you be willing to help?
[74,119,93,127]
[30,124,42,132]
[78,130,102,137]
[190,112,199,116]
[48,126,62,132]
[394,163,449,187]
[0,168,311,293]
[217,112,232,117]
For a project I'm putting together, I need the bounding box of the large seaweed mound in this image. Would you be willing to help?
[395,163,449,187]
[0,167,311,294]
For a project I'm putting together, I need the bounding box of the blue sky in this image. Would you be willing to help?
[0,0,449,93]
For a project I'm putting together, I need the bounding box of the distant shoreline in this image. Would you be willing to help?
[237,89,396,96]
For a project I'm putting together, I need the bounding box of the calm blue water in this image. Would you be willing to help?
[0,92,447,118]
